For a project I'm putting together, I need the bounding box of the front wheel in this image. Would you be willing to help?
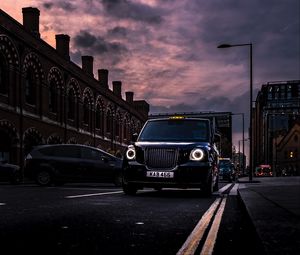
[36,170,52,186]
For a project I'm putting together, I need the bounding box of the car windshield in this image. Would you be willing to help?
[138,119,209,142]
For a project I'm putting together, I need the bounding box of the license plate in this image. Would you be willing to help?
[146,171,174,178]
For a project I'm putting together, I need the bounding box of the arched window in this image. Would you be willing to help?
[123,119,128,140]
[49,81,57,113]
[106,110,112,134]
[67,89,75,120]
[95,104,102,129]
[115,114,120,139]
[25,68,36,105]
[0,53,8,95]
[83,97,90,125]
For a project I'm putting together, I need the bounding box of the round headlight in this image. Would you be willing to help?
[126,146,136,160]
[190,148,204,161]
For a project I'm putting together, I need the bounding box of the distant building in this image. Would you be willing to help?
[149,111,233,158]
[0,7,149,167]
[232,151,246,175]
[253,80,300,175]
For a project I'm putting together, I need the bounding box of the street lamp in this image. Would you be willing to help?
[218,43,253,181]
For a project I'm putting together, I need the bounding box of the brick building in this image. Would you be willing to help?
[0,7,149,167]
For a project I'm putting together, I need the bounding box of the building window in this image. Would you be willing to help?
[280,85,285,99]
[49,81,57,113]
[25,68,36,105]
[287,85,292,99]
[267,86,272,100]
[95,104,102,129]
[83,97,90,125]
[274,86,279,100]
[106,110,112,134]
[115,117,120,139]
[123,121,127,140]
[0,54,8,95]
[67,89,75,120]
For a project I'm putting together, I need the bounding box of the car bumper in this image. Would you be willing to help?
[123,161,213,188]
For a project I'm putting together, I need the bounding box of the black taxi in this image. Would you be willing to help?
[122,116,220,196]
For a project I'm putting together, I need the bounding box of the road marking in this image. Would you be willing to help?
[176,198,222,255]
[200,195,227,255]
[229,183,239,195]
[0,202,6,206]
[65,191,123,199]
[218,183,232,193]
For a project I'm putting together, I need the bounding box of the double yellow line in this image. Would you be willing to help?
[177,195,227,255]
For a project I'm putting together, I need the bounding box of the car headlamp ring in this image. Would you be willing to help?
[126,146,136,160]
[190,148,204,161]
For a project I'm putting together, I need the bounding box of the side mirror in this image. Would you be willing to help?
[132,133,138,143]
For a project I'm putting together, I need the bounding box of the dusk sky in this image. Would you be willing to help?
[1,0,300,155]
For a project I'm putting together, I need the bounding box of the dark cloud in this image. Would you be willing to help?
[43,2,53,9]
[107,26,128,38]
[72,30,129,66]
[74,31,97,48]
[74,30,128,55]
[42,1,77,11]
[101,0,164,24]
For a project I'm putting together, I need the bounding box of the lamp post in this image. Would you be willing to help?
[218,43,253,181]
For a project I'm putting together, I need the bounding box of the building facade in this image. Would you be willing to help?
[0,7,149,167]
[253,80,300,175]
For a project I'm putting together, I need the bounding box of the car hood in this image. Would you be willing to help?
[135,141,211,150]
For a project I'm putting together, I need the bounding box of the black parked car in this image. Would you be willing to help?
[0,159,22,184]
[122,116,220,196]
[24,144,123,186]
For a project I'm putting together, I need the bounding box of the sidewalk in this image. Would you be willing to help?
[237,176,300,255]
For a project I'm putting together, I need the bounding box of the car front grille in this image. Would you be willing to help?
[145,148,178,169]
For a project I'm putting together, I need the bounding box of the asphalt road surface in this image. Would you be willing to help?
[0,181,264,255]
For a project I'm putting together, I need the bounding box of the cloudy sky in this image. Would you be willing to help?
[1,0,300,154]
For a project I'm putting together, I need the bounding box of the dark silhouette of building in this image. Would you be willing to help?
[253,80,300,175]
[0,7,149,167]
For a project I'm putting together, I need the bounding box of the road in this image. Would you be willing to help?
[0,181,264,255]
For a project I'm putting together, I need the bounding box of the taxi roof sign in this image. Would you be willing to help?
[169,116,185,120]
